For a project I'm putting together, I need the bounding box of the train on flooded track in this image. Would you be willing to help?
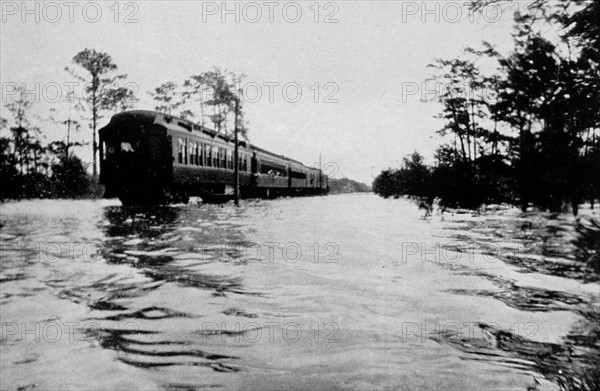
[99,110,329,205]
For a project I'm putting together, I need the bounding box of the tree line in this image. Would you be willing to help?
[1,49,247,200]
[328,178,371,194]
[373,0,600,215]
[148,67,247,137]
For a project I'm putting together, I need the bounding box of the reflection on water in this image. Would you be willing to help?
[438,207,600,388]
[0,195,599,390]
[101,206,252,297]
[92,205,259,374]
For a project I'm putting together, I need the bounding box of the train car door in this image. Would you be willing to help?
[147,126,172,185]
[250,152,258,189]
[251,152,258,173]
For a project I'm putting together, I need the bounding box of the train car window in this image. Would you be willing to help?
[219,147,226,168]
[178,138,184,164]
[212,146,219,167]
[189,142,195,165]
[260,161,287,176]
[183,139,188,165]
[205,144,212,167]
[291,170,307,179]
[226,150,233,170]
[178,121,191,131]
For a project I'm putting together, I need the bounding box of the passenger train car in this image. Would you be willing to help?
[99,110,328,205]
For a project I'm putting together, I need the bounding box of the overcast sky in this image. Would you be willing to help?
[1,1,531,183]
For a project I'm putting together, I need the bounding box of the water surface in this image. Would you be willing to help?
[1,194,598,390]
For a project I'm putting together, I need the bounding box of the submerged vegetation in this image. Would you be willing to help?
[574,217,600,274]
[0,88,96,200]
[371,10,600,375]
[374,1,600,215]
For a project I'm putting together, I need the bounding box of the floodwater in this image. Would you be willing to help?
[0,194,598,390]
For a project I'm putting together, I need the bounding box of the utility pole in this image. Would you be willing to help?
[234,98,240,206]
[319,153,322,189]
[65,118,72,159]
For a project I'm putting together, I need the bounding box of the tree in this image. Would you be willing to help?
[429,56,496,164]
[103,86,137,113]
[47,92,85,159]
[182,72,212,126]
[372,0,599,213]
[1,88,95,199]
[149,81,181,115]
[4,88,40,176]
[0,117,19,199]
[372,169,398,199]
[566,0,600,59]
[372,152,431,201]
[181,68,247,136]
[51,154,90,198]
[67,48,130,177]
[464,0,600,213]
[204,68,236,134]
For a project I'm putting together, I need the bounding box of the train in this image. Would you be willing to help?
[99,110,329,205]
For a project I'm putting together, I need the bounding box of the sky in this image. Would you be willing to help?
[0,0,530,183]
